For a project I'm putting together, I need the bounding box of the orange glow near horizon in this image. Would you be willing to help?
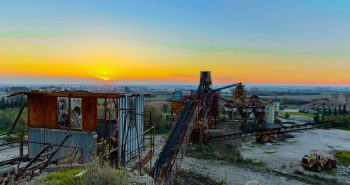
[0,36,350,85]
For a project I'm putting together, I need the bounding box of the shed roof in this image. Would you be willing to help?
[21,91,144,98]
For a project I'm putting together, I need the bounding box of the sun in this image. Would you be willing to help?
[95,67,114,81]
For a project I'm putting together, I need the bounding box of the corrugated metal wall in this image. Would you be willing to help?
[29,128,45,158]
[118,94,144,163]
[136,94,145,153]
[29,128,96,162]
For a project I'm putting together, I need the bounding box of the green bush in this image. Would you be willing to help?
[188,144,220,160]
[43,168,82,185]
[220,116,228,122]
[285,112,290,119]
[252,161,267,167]
[323,115,350,130]
[144,105,171,133]
[333,150,350,166]
[39,165,132,185]
[82,165,131,185]
[282,99,311,105]
[324,115,350,126]
[0,108,27,131]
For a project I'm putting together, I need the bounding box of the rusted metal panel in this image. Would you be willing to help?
[82,98,97,131]
[28,95,100,131]
[28,94,57,129]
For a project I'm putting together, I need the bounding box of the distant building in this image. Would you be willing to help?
[302,98,350,113]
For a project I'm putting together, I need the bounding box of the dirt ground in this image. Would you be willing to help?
[240,129,350,184]
[180,128,350,185]
[147,114,350,184]
[181,157,306,185]
[0,144,27,162]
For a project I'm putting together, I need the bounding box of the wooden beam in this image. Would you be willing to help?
[132,151,154,171]
[8,102,26,135]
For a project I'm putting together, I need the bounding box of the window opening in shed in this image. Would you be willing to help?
[58,97,69,128]
[71,98,82,129]
[97,98,118,140]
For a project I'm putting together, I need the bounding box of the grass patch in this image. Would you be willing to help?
[185,143,217,160]
[0,129,8,135]
[175,178,186,185]
[185,143,240,165]
[325,168,336,176]
[145,128,170,136]
[178,170,221,185]
[333,150,350,166]
[236,158,267,168]
[36,165,132,185]
[43,168,82,185]
[252,161,267,167]
[278,111,314,118]
[290,112,314,117]
[334,125,350,131]
[323,115,350,125]
[291,170,341,185]
[154,129,170,136]
[83,165,131,185]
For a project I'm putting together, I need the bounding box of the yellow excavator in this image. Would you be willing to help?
[301,150,337,172]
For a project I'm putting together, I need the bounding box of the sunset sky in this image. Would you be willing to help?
[0,1,350,85]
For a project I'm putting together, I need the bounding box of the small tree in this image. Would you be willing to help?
[314,114,320,124]
[144,105,169,132]
[285,112,290,119]
[321,113,325,122]
[162,104,168,113]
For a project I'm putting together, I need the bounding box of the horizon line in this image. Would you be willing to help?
[0,82,349,88]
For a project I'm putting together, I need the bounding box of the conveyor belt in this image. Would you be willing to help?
[151,73,212,181]
[151,100,195,179]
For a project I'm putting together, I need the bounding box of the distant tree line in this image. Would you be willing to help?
[0,96,27,131]
[280,98,311,105]
[256,91,321,96]
[0,96,26,110]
